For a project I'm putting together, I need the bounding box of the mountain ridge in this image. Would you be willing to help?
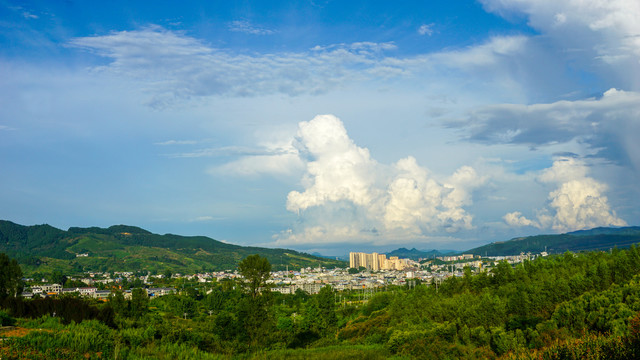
[0,220,346,274]
[465,226,640,256]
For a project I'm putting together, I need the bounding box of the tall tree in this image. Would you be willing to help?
[238,254,271,298]
[130,288,149,319]
[237,254,274,346]
[314,285,338,335]
[0,253,23,299]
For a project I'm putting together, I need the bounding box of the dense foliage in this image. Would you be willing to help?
[2,246,640,359]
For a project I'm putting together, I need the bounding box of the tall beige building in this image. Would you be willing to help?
[349,252,409,271]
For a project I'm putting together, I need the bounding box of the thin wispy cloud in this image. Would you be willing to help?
[167,145,297,159]
[68,28,529,108]
[228,20,276,35]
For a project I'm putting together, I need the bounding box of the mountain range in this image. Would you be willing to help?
[464,226,640,256]
[0,220,345,275]
[2,219,640,275]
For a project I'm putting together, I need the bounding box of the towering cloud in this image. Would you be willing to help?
[286,115,380,213]
[504,157,627,232]
[278,115,482,245]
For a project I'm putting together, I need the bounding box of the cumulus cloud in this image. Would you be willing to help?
[275,115,484,245]
[504,157,627,232]
[286,115,380,212]
[504,211,540,228]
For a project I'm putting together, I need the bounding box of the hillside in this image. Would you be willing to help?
[0,220,346,274]
[385,247,455,260]
[466,226,640,256]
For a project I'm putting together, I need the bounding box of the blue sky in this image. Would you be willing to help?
[1,0,639,255]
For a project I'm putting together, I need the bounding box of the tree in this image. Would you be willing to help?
[130,288,149,318]
[109,290,127,317]
[237,255,274,345]
[314,285,337,334]
[0,253,23,299]
[49,270,66,286]
[238,254,271,298]
[163,268,173,280]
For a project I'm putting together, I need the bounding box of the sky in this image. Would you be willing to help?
[1,0,639,256]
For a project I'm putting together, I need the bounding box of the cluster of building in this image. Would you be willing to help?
[268,267,415,294]
[436,254,478,262]
[22,284,175,300]
[349,252,418,271]
[19,250,550,300]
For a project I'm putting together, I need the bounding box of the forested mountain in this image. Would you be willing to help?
[466,226,640,256]
[0,220,345,274]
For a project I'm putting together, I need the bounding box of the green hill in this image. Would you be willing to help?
[466,226,640,256]
[0,220,346,275]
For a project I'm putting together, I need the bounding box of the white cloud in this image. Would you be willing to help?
[480,0,640,90]
[418,24,435,36]
[67,27,535,108]
[504,211,540,228]
[504,157,627,232]
[275,115,483,245]
[286,115,380,212]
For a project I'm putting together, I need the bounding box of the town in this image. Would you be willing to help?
[18,251,547,299]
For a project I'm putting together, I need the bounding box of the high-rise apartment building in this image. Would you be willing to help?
[349,252,410,271]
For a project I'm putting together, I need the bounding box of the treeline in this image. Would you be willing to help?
[2,247,640,359]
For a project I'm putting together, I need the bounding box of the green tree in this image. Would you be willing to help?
[163,268,173,280]
[49,269,66,285]
[314,285,338,335]
[238,254,271,298]
[237,255,274,346]
[0,253,23,298]
[130,288,149,318]
[109,290,127,317]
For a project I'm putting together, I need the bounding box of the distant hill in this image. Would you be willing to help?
[385,247,455,261]
[466,226,640,256]
[0,220,346,275]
